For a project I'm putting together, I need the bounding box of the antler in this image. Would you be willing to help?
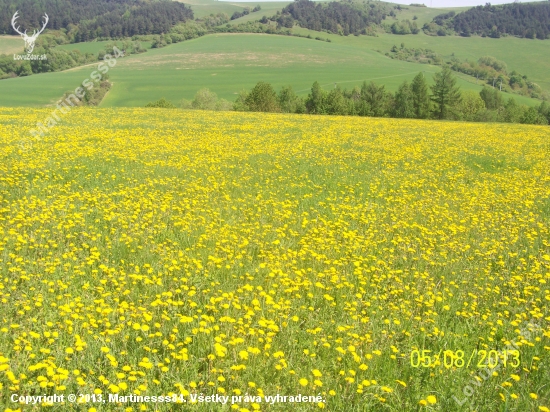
[31,13,48,38]
[11,11,26,36]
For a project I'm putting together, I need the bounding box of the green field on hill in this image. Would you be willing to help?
[385,3,471,26]
[0,33,541,108]
[220,1,294,23]
[290,28,550,92]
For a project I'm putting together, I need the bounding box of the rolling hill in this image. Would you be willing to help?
[0,32,542,108]
[0,0,547,108]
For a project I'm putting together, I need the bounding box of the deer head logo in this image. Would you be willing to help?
[11,11,49,54]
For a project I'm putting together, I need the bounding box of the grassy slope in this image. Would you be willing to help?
[292,26,550,93]
[175,0,245,18]
[225,0,549,94]
[0,35,25,55]
[226,2,291,23]
[386,3,471,26]
[175,0,292,19]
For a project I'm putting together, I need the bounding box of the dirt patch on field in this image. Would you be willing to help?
[118,52,355,69]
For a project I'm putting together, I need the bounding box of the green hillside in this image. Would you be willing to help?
[0,32,540,108]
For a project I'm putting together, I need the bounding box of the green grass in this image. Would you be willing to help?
[56,41,115,55]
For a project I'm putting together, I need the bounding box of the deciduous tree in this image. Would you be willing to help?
[245,82,280,112]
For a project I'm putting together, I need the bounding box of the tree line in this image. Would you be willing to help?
[233,69,459,119]
[268,71,549,124]
[424,2,550,39]
[148,68,548,126]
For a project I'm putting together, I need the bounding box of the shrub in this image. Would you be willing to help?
[191,88,219,110]
[146,98,176,108]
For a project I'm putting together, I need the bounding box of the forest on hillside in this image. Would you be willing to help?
[424,2,550,39]
[276,0,389,35]
[0,0,193,42]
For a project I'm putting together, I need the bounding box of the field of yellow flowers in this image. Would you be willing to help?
[0,108,549,411]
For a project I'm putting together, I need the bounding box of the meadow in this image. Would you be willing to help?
[177,0,292,19]
[1,108,549,411]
